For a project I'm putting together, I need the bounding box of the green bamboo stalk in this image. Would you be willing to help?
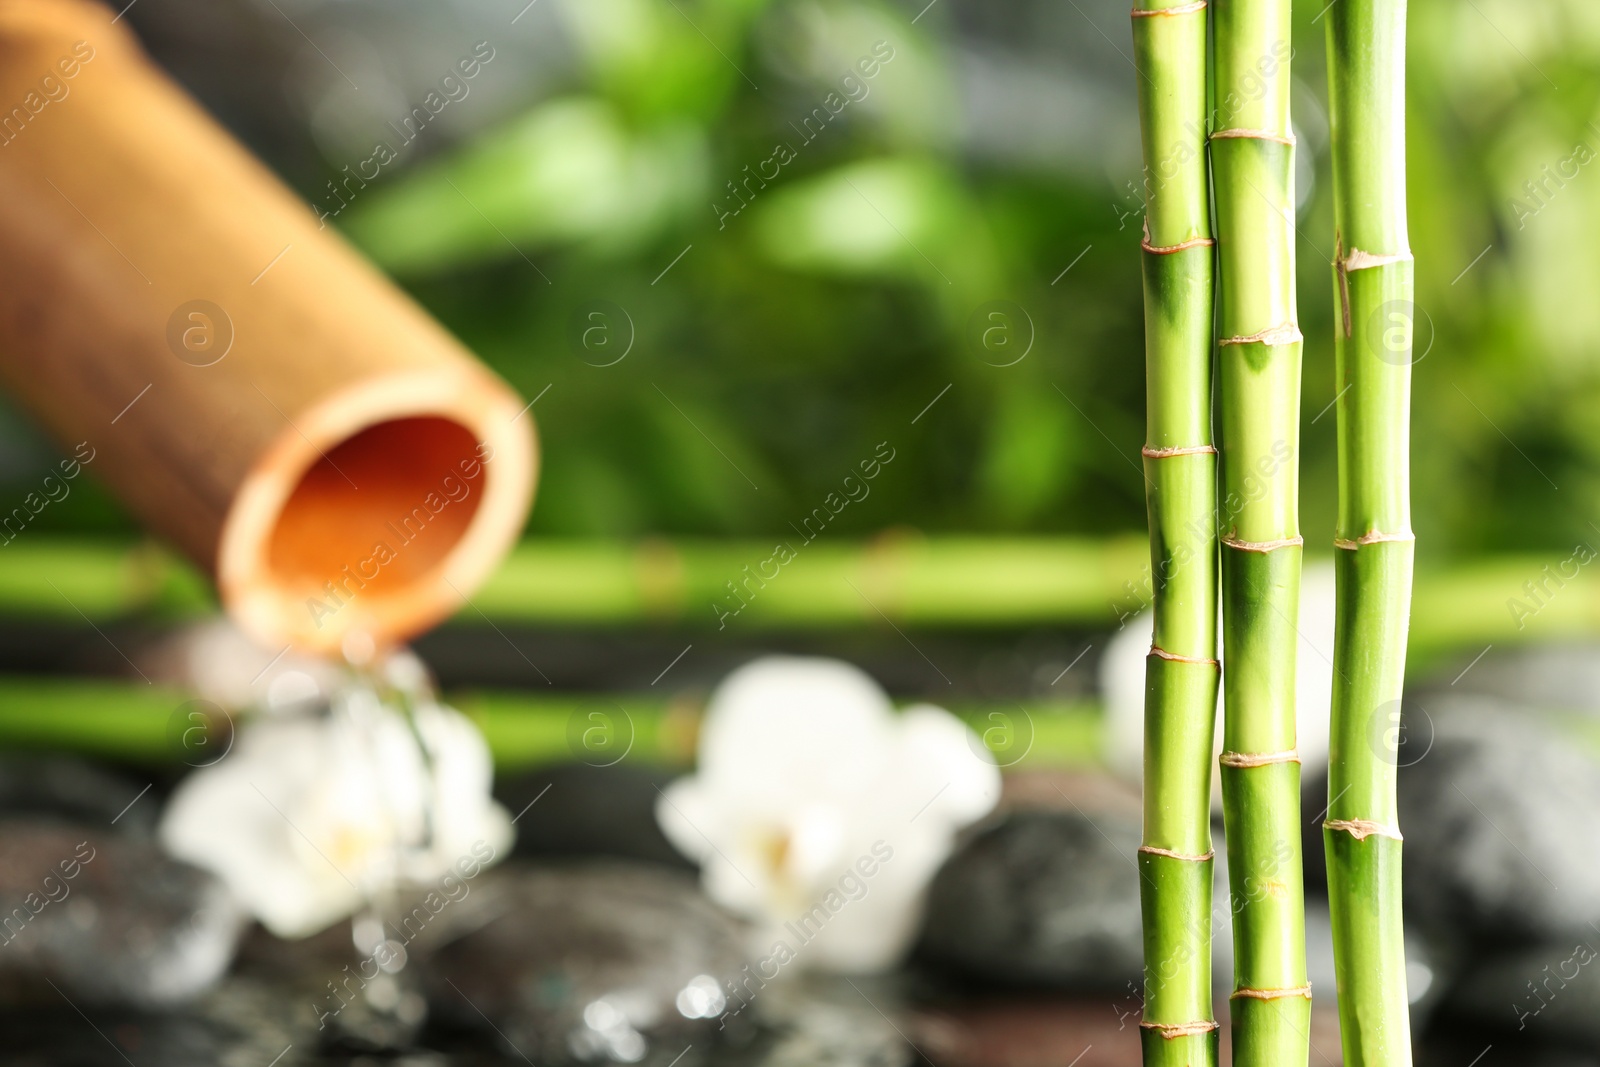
[0,538,1579,656]
[0,676,1103,770]
[1210,0,1310,1063]
[1131,2,1220,1065]
[1325,2,1414,1064]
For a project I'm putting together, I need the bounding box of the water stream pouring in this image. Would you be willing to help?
[0,0,537,652]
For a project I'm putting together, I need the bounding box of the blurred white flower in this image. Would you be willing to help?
[144,618,346,715]
[657,656,999,973]
[1101,561,1336,805]
[160,682,511,939]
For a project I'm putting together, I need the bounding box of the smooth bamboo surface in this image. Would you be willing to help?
[1325,0,1415,1062]
[1211,0,1311,1061]
[1131,1,1221,1064]
[0,0,535,654]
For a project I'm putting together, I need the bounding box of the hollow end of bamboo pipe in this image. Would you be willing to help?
[218,368,535,656]
[0,0,537,656]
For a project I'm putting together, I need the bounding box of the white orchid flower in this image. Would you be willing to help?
[160,682,511,939]
[657,657,999,973]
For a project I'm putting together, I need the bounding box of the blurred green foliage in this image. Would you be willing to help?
[341,0,1147,544]
[1399,0,1600,558]
[11,0,1600,566]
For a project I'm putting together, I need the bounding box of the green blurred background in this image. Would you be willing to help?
[0,0,1581,559]
[0,0,1586,712]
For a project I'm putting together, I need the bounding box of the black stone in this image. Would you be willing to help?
[710,974,912,1067]
[0,820,243,1007]
[1442,939,1600,1050]
[234,920,431,1055]
[1397,699,1600,944]
[1419,1009,1600,1067]
[423,861,748,1064]
[915,807,1143,990]
[0,755,161,838]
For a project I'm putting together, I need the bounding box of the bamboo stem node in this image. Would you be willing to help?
[1324,819,1404,842]
[1218,324,1303,347]
[1230,985,1312,1001]
[1140,1020,1221,1038]
[1211,128,1297,146]
[1333,530,1415,550]
[1219,749,1300,768]
[1138,844,1216,862]
[1131,0,1208,17]
[1149,645,1220,667]
[1219,534,1303,553]
[1141,234,1216,255]
[1339,247,1414,272]
[1141,444,1219,457]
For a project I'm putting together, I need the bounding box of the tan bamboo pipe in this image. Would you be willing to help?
[0,0,537,655]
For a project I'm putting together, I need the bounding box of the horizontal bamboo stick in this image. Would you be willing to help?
[0,538,1584,659]
[0,676,1102,769]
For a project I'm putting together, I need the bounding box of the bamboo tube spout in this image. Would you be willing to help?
[0,0,537,654]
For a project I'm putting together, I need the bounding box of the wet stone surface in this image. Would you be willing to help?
[0,756,161,838]
[916,804,1143,992]
[0,820,244,1007]
[713,974,912,1067]
[1,750,1598,1065]
[423,861,749,1065]
[1398,698,1600,944]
